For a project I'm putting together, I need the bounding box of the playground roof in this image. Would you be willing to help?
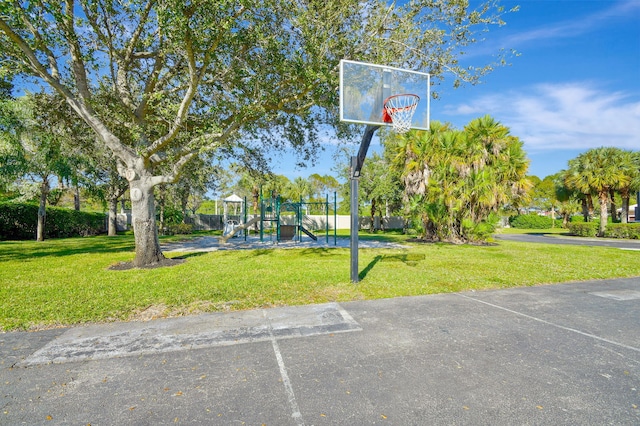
[224,194,243,203]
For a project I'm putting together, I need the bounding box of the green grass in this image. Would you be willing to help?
[1,233,640,331]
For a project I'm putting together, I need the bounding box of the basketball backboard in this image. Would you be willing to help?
[339,59,430,131]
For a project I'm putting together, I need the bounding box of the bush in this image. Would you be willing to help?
[0,203,38,240]
[164,223,193,235]
[0,202,106,240]
[462,213,499,242]
[567,222,598,237]
[604,223,640,239]
[509,214,555,229]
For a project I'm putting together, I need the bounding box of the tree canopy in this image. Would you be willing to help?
[0,0,516,265]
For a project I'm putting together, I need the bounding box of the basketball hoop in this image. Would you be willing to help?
[382,94,420,134]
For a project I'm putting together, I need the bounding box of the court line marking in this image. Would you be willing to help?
[265,310,305,426]
[457,294,640,353]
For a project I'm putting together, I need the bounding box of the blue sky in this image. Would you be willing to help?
[274,0,640,181]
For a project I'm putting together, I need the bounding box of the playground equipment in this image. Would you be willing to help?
[259,193,337,245]
[217,191,337,245]
[222,194,247,239]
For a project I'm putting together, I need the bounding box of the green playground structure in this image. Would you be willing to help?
[259,193,337,245]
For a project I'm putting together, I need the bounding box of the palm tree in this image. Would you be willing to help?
[464,115,510,170]
[386,116,529,243]
[565,156,595,222]
[615,150,640,224]
[287,176,312,203]
[568,148,631,236]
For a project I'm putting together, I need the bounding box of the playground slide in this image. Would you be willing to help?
[299,226,318,241]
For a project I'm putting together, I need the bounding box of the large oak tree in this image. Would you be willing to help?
[0,0,513,266]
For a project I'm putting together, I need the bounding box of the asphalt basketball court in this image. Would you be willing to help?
[2,276,639,425]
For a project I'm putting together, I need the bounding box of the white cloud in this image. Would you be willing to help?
[468,0,640,58]
[443,82,640,152]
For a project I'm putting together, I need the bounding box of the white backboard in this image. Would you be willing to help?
[339,59,430,131]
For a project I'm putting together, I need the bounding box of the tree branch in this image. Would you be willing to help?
[142,24,199,157]
[62,0,92,102]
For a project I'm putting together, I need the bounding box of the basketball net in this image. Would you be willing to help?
[382,94,420,134]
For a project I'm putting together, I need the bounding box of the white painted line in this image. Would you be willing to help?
[335,304,360,328]
[265,310,305,426]
[19,303,361,367]
[457,294,640,353]
[590,290,640,301]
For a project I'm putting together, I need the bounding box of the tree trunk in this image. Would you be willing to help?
[37,179,49,241]
[621,198,629,224]
[157,185,166,235]
[620,188,630,224]
[598,190,608,237]
[581,198,588,222]
[108,197,118,236]
[587,194,594,222]
[130,181,165,267]
[181,197,188,224]
[74,185,81,211]
[370,198,376,231]
[609,189,617,222]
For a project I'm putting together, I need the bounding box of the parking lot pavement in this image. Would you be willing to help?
[2,277,639,425]
[495,232,640,250]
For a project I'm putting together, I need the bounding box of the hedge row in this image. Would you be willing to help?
[163,223,194,236]
[567,222,598,237]
[604,223,640,239]
[509,214,556,229]
[566,222,640,239]
[0,202,106,240]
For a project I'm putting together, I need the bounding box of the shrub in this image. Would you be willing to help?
[461,213,499,242]
[604,223,640,239]
[509,214,555,229]
[164,223,193,235]
[0,203,38,239]
[0,202,106,240]
[160,206,184,225]
[567,222,598,237]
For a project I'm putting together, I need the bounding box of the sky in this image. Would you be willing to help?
[272,0,640,181]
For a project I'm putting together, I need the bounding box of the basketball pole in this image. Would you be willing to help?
[350,124,380,283]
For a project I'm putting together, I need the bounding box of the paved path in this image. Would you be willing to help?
[495,233,640,250]
[2,278,639,425]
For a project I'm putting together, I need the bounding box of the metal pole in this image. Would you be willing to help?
[334,191,337,246]
[244,196,247,241]
[325,193,329,245]
[350,125,380,283]
[350,156,360,283]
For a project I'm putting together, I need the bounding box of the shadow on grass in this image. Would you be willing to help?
[0,236,136,261]
[299,248,345,257]
[357,233,409,243]
[171,252,209,260]
[360,253,426,280]
[359,255,382,280]
[236,247,345,260]
[381,253,426,266]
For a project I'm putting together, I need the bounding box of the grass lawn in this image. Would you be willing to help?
[1,231,640,331]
